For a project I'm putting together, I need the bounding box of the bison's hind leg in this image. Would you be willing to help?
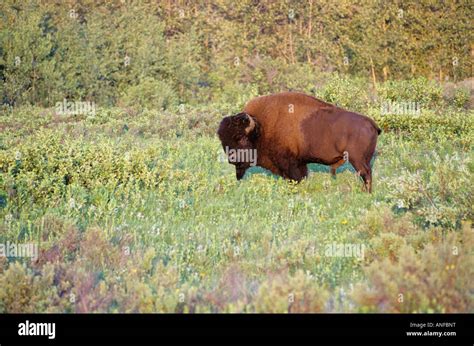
[363,163,373,193]
[349,158,372,193]
[330,158,346,178]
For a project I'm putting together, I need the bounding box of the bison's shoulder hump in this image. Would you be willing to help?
[244,92,330,116]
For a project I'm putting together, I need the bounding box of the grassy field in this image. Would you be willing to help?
[0,105,473,313]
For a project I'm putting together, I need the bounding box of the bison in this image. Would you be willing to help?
[217,92,381,192]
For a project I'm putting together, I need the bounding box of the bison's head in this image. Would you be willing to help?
[217,112,260,180]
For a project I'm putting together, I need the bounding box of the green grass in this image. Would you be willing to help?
[0,106,472,313]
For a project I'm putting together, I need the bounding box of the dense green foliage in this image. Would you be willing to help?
[1,1,472,107]
[0,1,472,313]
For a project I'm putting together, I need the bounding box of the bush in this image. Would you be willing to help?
[370,109,474,141]
[385,152,472,229]
[212,82,259,110]
[252,270,328,312]
[378,77,443,110]
[315,74,370,113]
[452,88,471,109]
[353,227,474,313]
[273,62,320,94]
[0,262,66,313]
[0,129,169,205]
[120,78,178,110]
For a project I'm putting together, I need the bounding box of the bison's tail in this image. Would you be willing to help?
[366,116,382,135]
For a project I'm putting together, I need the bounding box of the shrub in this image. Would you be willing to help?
[368,233,406,262]
[273,62,320,94]
[251,270,329,313]
[452,88,471,109]
[0,130,170,205]
[353,228,474,313]
[370,109,474,142]
[212,82,259,110]
[315,74,370,113]
[0,262,68,313]
[120,78,178,110]
[378,77,443,110]
[385,152,472,229]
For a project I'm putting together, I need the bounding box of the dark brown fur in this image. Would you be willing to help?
[217,92,381,192]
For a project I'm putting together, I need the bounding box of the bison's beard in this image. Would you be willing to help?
[236,166,247,180]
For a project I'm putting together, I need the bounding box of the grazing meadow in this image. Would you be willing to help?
[0,1,472,313]
[0,86,473,312]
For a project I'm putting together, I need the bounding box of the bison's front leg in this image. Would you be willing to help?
[236,166,247,180]
[293,164,308,182]
[283,161,308,182]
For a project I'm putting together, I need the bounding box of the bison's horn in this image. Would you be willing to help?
[245,114,255,134]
